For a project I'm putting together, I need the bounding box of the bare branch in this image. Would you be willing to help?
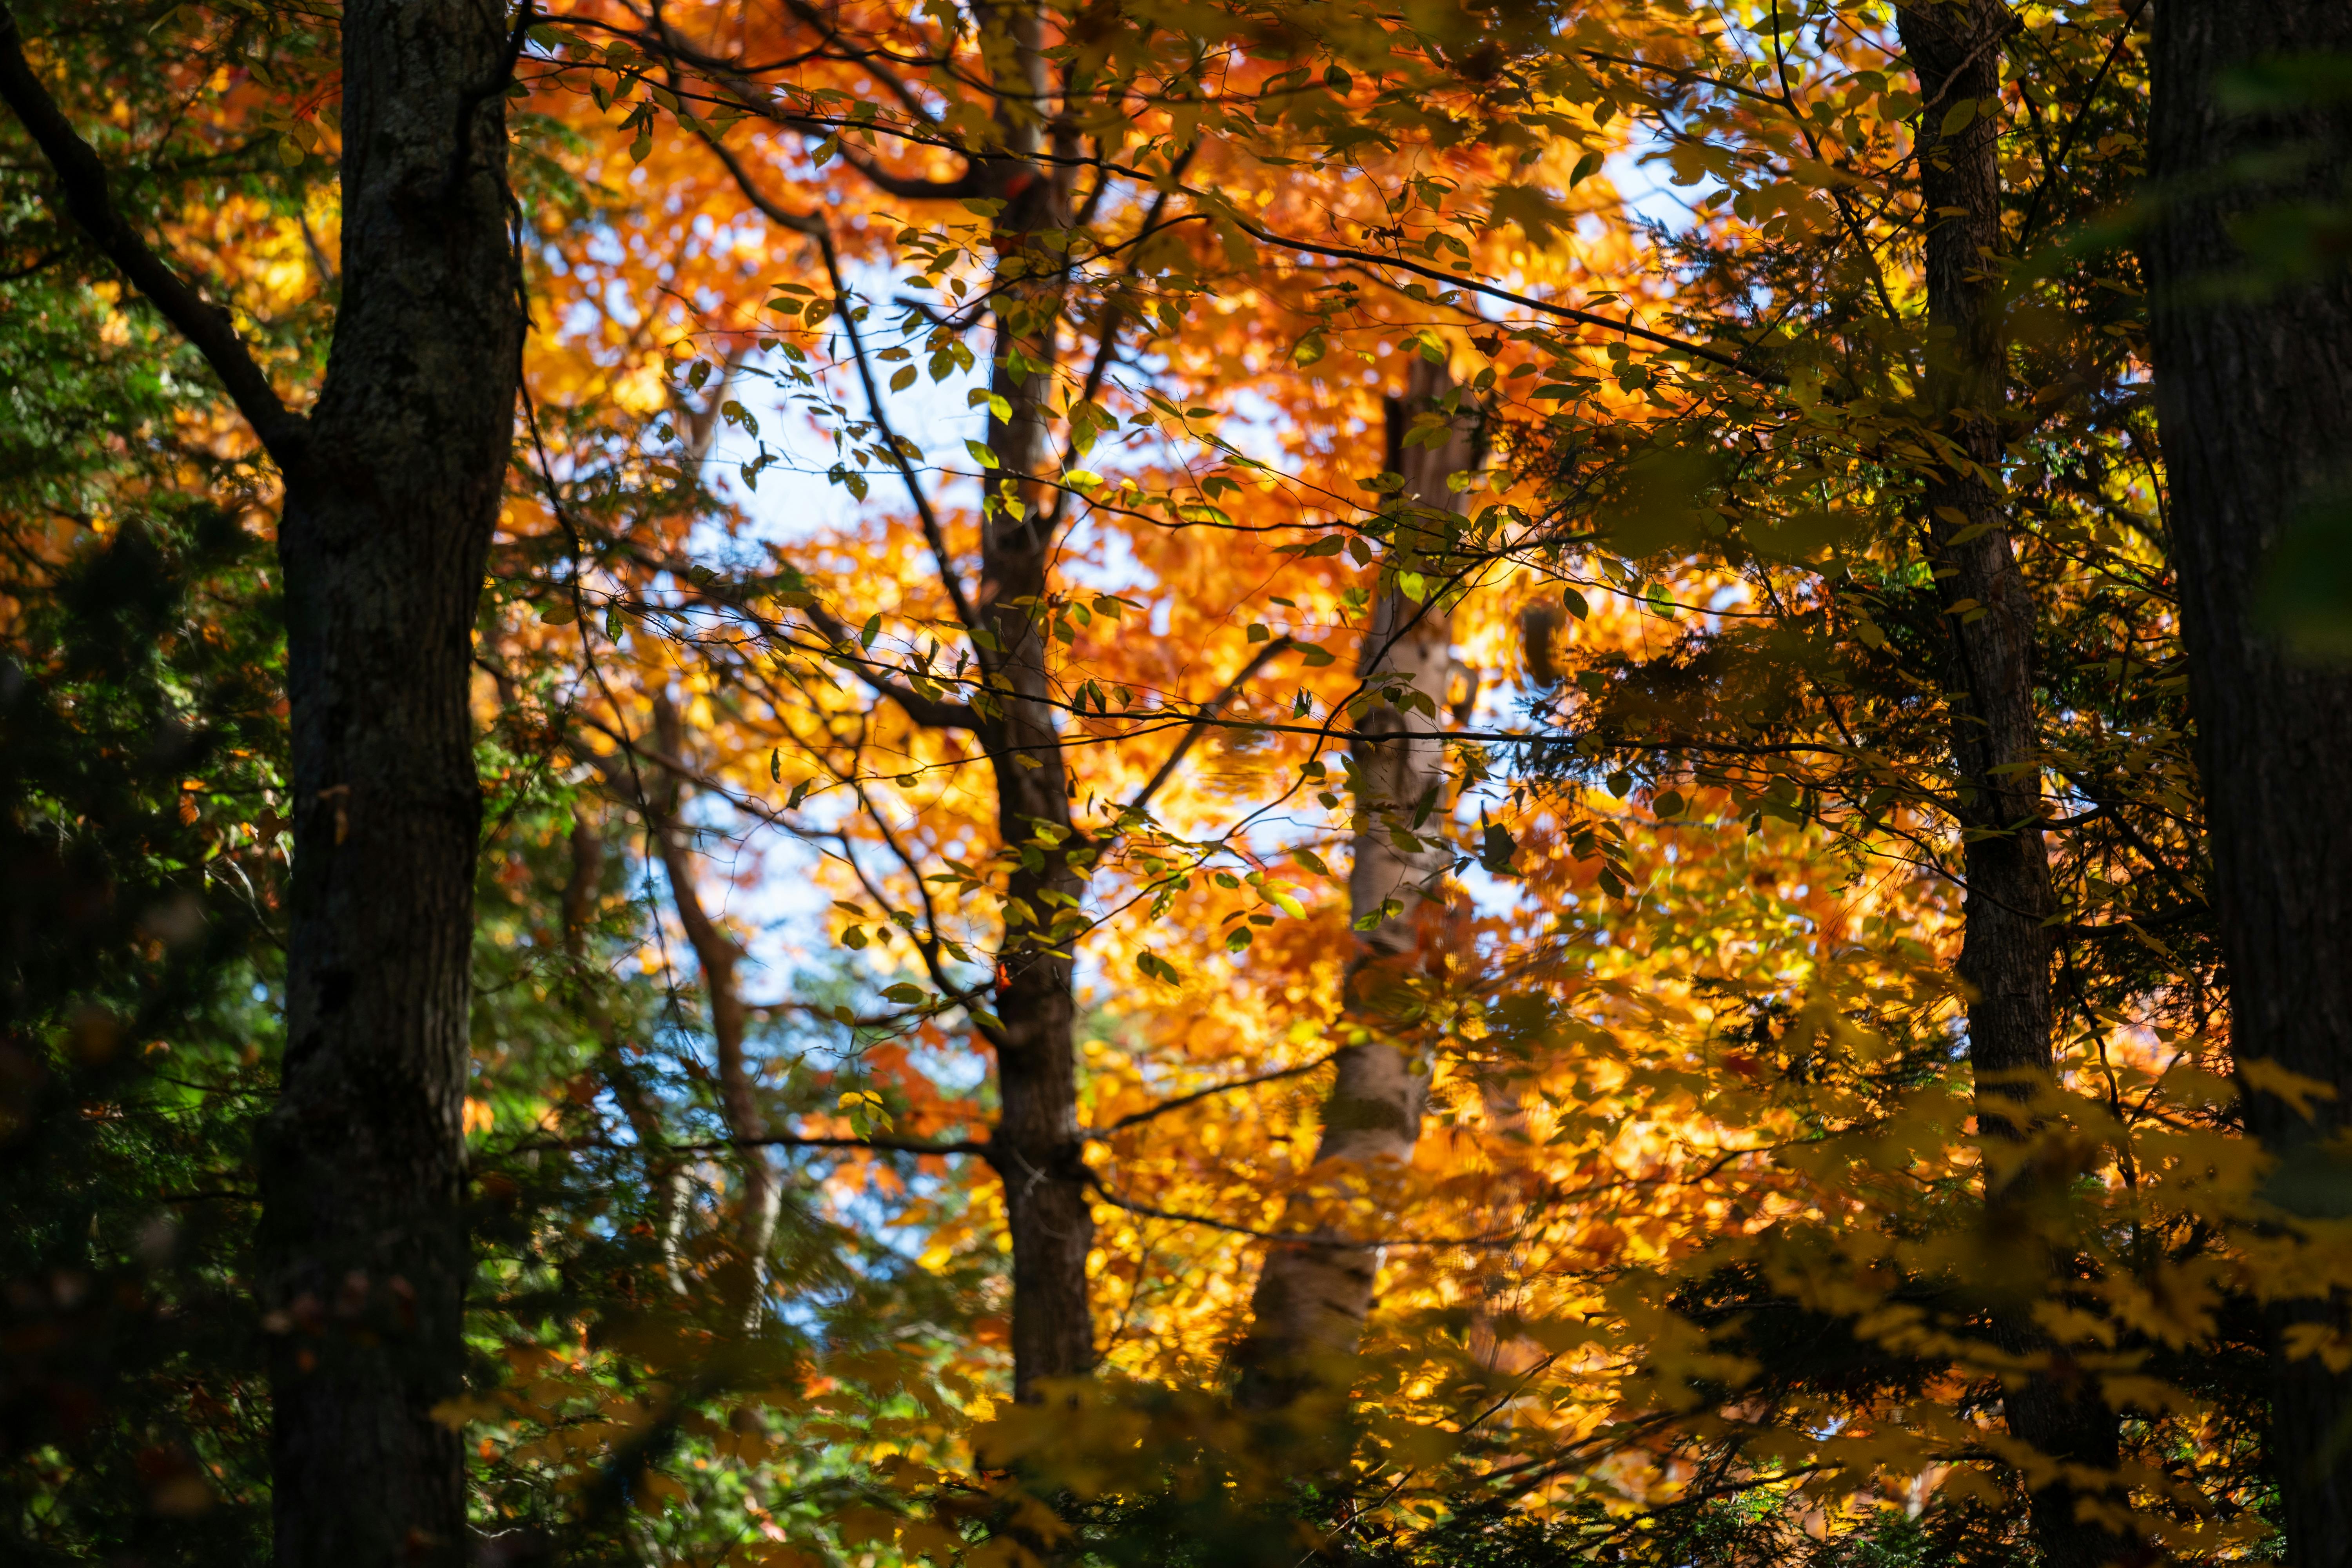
[1089,1049,1340,1137]
[1129,636,1293,814]
[1082,1171,1523,1250]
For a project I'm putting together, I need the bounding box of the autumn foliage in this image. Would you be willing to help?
[6,2,2352,1566]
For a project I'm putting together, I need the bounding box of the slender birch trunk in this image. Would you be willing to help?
[1234,358,1476,1408]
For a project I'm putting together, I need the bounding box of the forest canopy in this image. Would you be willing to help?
[4,2,2351,1566]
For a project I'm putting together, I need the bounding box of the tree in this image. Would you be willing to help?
[2146,0,2352,1558]
[0,2,523,1562]
[1233,357,1481,1412]
[1895,4,2126,1559]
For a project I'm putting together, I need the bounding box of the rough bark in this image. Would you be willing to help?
[972,2,1095,1401]
[1896,8,2128,1565]
[1233,358,1475,1408]
[2145,4,2352,1560]
[250,5,524,1560]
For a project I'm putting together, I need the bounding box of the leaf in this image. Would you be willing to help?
[1486,183,1576,246]
[889,364,917,392]
[2241,1056,2339,1121]
[1478,820,1519,878]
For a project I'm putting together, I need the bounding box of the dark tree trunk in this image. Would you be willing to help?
[978,4,1094,1397]
[254,6,523,1565]
[979,298,1095,1401]
[2146,4,2352,1561]
[1,2,518,1554]
[1897,6,2126,1564]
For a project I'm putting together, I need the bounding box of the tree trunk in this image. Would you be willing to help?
[2145,4,2352,1560]
[251,7,523,1566]
[1233,358,1474,1408]
[1896,8,2129,1565]
[975,0,1095,1401]
[645,697,778,1316]
[0,4,520,1556]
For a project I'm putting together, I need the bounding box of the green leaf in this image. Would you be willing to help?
[1478,820,1519,878]
[889,364,917,392]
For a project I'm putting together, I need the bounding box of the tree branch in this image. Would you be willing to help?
[1218,208,1783,381]
[1128,636,1293,814]
[688,121,985,647]
[1082,1170,1521,1250]
[0,3,307,465]
[1089,1049,1340,1137]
